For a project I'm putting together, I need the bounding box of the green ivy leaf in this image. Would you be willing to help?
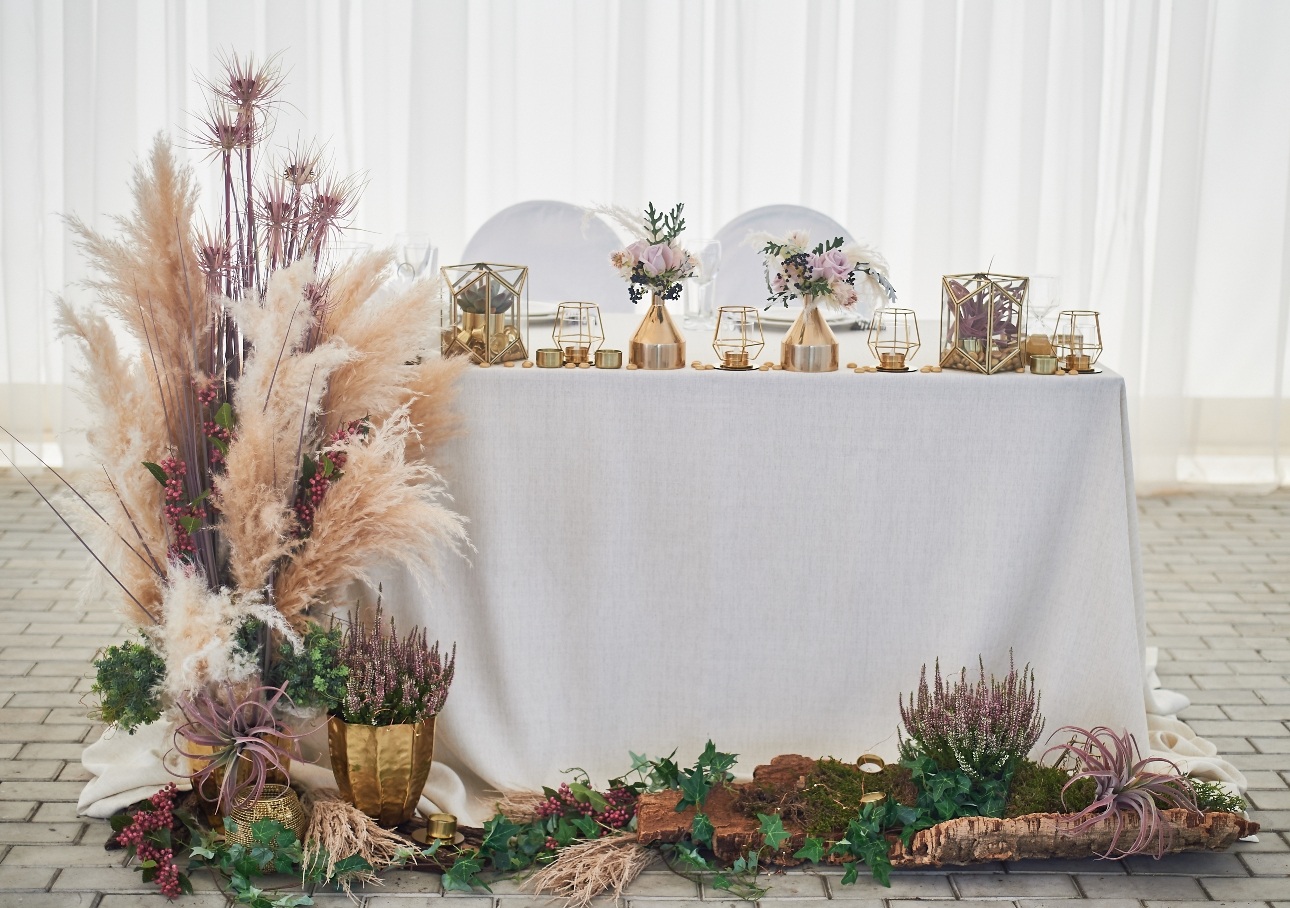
[441,851,486,892]
[143,462,168,485]
[840,862,859,886]
[793,836,825,863]
[690,812,714,846]
[758,812,789,850]
[711,873,732,891]
[570,816,599,839]
[479,814,524,855]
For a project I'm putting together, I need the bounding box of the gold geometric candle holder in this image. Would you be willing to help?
[868,308,920,372]
[1051,310,1102,373]
[712,306,765,370]
[939,273,1028,374]
[553,303,604,365]
[441,262,529,365]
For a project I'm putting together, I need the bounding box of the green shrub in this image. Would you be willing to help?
[91,639,165,733]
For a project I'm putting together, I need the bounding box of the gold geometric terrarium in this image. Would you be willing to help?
[868,308,920,372]
[939,273,1028,374]
[441,263,528,364]
[712,306,765,370]
[553,303,604,365]
[1051,310,1103,374]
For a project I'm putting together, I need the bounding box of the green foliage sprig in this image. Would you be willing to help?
[1189,779,1245,814]
[271,622,349,713]
[91,638,165,733]
[643,202,686,244]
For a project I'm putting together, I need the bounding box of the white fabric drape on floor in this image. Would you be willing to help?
[2,0,1289,483]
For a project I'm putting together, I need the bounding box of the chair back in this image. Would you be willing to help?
[460,201,630,311]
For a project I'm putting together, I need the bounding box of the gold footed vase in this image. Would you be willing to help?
[328,716,436,827]
[629,294,686,369]
[780,297,839,372]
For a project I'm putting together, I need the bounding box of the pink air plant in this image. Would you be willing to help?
[173,683,304,813]
[1044,725,1201,859]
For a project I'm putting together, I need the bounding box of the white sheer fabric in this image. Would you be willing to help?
[1,0,1288,484]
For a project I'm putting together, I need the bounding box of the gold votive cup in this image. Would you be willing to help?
[535,348,563,368]
[878,352,906,371]
[595,349,622,369]
[723,351,750,368]
[427,812,458,841]
[1030,354,1058,375]
[1064,354,1091,372]
[856,754,886,773]
[859,791,887,805]
[563,345,590,365]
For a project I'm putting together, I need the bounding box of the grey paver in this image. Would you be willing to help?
[953,871,1079,897]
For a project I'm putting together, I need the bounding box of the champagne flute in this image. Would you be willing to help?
[684,238,722,330]
[395,232,438,283]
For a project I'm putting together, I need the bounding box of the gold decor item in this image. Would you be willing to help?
[713,306,765,371]
[868,308,921,373]
[224,784,305,846]
[629,292,686,369]
[856,754,886,773]
[553,303,604,365]
[1051,310,1103,374]
[328,716,437,827]
[780,295,839,372]
[535,348,563,368]
[595,349,622,369]
[939,273,1028,374]
[441,263,529,365]
[1030,354,1058,375]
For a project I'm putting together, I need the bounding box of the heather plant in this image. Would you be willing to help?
[336,603,455,726]
[1044,725,1200,858]
[899,651,1044,781]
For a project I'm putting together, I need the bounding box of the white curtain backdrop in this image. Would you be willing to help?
[2,0,1288,484]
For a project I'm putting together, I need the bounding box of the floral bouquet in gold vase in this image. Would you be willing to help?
[605,203,697,369]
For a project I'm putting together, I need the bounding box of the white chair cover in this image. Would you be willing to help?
[461,201,631,311]
[712,205,888,323]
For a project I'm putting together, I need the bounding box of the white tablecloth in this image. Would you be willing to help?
[375,311,1151,823]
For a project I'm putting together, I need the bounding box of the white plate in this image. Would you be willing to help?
[759,305,857,327]
[528,302,561,321]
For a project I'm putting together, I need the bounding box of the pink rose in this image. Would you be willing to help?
[638,242,682,277]
[808,248,852,282]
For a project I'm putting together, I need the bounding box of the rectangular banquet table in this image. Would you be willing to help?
[377,313,1148,822]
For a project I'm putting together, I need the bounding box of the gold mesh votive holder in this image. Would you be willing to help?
[224,784,305,846]
[1051,310,1103,374]
[713,306,764,370]
[554,303,604,365]
[869,308,921,373]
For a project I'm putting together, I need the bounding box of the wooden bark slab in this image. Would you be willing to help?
[635,755,1260,867]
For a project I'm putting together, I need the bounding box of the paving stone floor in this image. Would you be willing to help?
[0,469,1286,906]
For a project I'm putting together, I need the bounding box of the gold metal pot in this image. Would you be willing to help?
[224,784,306,845]
[628,294,686,369]
[328,716,436,827]
[781,297,839,372]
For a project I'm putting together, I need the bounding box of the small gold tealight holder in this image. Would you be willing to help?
[412,812,461,846]
[1030,354,1058,375]
[563,345,591,365]
[595,349,622,369]
[554,303,604,366]
[535,348,563,368]
[713,306,765,371]
[856,753,886,806]
[868,308,921,373]
[1063,354,1091,372]
[722,350,750,369]
[879,352,906,371]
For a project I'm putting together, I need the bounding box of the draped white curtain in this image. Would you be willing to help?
[2,0,1288,483]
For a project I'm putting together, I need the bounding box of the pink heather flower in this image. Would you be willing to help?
[638,242,683,277]
[809,248,853,282]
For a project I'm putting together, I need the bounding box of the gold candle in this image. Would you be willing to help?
[723,350,750,368]
[878,352,906,371]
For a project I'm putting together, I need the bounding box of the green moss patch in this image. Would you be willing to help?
[1005,760,1096,817]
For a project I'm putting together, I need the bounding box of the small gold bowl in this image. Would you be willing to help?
[535,348,563,368]
[563,346,591,365]
[595,349,623,369]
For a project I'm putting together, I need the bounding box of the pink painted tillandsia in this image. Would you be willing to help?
[1044,725,1202,859]
[173,683,307,814]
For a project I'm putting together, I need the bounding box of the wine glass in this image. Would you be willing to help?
[684,238,722,330]
[395,232,438,283]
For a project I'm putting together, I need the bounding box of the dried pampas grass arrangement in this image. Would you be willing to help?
[522,831,655,908]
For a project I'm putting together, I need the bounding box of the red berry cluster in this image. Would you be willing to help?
[159,457,207,562]
[114,783,185,899]
[293,419,366,535]
[534,782,637,835]
[196,383,232,468]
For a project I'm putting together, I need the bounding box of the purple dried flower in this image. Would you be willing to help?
[1044,725,1201,859]
[336,602,455,727]
[900,650,1044,780]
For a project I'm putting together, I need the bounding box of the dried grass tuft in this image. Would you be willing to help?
[522,832,654,908]
[491,790,546,824]
[302,789,412,892]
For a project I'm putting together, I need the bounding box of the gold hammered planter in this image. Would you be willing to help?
[328,716,436,827]
[224,784,306,845]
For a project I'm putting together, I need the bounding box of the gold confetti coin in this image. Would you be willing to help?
[504,361,515,368]
[627,363,639,370]
[931,366,942,373]
[478,361,491,368]
[691,360,702,368]
[522,361,534,368]
[846,362,857,369]
[578,363,591,369]
[564,363,575,369]
[920,365,932,373]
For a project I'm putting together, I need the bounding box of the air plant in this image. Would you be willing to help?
[1044,725,1201,859]
[174,682,304,812]
[948,278,1023,341]
[336,602,456,727]
[900,651,1044,781]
